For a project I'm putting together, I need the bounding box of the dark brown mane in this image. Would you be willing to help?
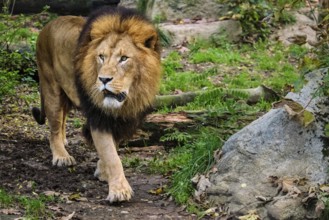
[75,6,160,143]
[77,6,159,52]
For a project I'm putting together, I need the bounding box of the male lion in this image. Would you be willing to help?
[32,7,161,202]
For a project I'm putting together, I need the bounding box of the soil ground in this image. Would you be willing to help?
[0,87,196,220]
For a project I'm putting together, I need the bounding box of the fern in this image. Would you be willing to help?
[191,68,218,83]
[160,128,192,146]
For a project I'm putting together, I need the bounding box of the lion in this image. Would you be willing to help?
[32,6,161,202]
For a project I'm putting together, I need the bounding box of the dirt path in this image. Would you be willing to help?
[0,92,196,219]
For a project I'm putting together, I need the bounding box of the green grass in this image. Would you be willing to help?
[19,196,49,219]
[160,70,213,94]
[0,188,14,208]
[190,47,247,65]
[148,128,223,202]
[161,40,305,97]
[0,188,55,219]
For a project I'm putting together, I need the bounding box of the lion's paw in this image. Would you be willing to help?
[106,179,133,203]
[52,155,76,166]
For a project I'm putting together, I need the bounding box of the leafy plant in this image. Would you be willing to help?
[219,0,272,41]
[165,127,223,204]
[0,188,14,208]
[160,128,192,146]
[19,196,48,219]
[0,188,55,219]
[0,6,53,100]
[155,34,308,211]
[218,0,302,42]
[0,69,18,99]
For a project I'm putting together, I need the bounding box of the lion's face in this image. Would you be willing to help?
[76,12,161,118]
[91,33,137,109]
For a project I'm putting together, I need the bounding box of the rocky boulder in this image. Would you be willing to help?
[207,69,329,219]
[159,20,242,46]
[120,0,227,21]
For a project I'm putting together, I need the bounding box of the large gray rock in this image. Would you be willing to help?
[146,0,226,21]
[207,69,329,219]
[120,0,227,21]
[159,20,242,45]
[275,12,317,48]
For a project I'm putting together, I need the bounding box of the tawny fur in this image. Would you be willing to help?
[32,7,161,202]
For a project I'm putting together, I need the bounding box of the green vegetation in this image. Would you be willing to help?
[162,39,304,97]
[0,6,54,102]
[1,0,328,218]
[154,128,223,204]
[0,188,14,207]
[151,37,314,213]
[0,188,55,219]
[218,0,304,41]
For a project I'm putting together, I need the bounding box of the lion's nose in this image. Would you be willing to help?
[99,77,113,85]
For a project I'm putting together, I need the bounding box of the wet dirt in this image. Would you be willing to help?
[0,88,196,220]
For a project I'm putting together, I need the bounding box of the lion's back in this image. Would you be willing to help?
[36,16,86,106]
[37,16,85,64]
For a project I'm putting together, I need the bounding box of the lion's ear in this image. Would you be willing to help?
[144,35,157,50]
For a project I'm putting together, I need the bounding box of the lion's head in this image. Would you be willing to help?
[74,7,161,142]
[76,7,161,118]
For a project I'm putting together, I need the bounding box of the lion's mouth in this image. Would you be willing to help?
[103,90,127,102]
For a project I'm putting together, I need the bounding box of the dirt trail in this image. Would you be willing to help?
[0,99,195,219]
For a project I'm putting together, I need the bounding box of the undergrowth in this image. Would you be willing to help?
[0,6,54,102]
[154,36,312,214]
[0,188,55,219]
[0,0,323,218]
[161,128,223,204]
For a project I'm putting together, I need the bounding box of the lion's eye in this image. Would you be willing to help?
[119,56,128,62]
[99,54,105,62]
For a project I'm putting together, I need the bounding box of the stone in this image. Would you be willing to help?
[267,198,307,219]
[120,0,227,21]
[275,12,317,48]
[159,20,242,45]
[146,0,226,21]
[207,68,329,219]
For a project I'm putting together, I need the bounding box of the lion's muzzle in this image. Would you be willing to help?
[103,90,127,102]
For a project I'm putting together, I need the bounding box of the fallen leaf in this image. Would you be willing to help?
[60,211,75,220]
[302,110,315,127]
[275,98,315,127]
[281,178,301,197]
[255,195,272,202]
[269,176,307,197]
[238,210,260,220]
[213,149,222,163]
[47,205,62,212]
[287,34,307,45]
[320,184,329,192]
[0,208,21,215]
[43,190,60,197]
[76,196,88,202]
[284,104,298,117]
[204,207,217,215]
[68,193,81,201]
[148,186,165,195]
[192,174,212,201]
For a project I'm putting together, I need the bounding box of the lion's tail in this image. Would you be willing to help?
[32,92,46,125]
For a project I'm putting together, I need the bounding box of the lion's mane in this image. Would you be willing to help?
[75,7,161,143]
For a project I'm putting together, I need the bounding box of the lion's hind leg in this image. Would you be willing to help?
[42,83,76,167]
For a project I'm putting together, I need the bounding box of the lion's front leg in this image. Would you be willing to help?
[91,129,133,202]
